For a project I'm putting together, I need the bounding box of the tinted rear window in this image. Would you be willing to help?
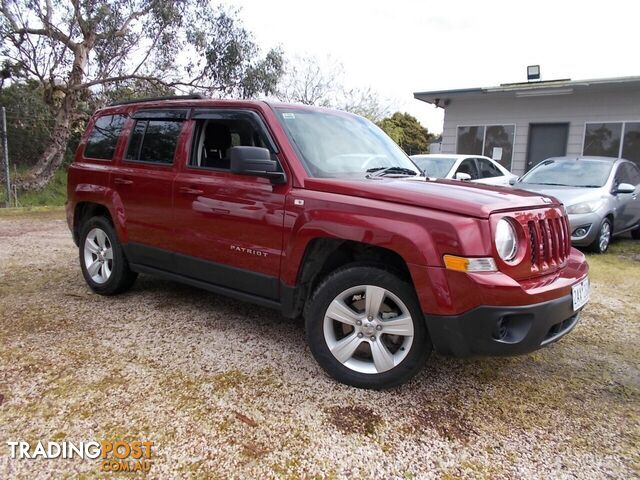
[125,120,182,164]
[84,115,126,160]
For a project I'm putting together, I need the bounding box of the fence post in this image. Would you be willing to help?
[1,106,10,207]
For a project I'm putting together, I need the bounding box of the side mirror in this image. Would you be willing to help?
[229,146,286,184]
[455,172,472,181]
[615,182,636,194]
[508,177,518,186]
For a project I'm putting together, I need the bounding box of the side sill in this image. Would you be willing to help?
[130,263,282,311]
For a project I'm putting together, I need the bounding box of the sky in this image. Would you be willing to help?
[221,0,640,133]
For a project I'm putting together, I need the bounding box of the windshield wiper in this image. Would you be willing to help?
[531,182,570,186]
[366,166,418,178]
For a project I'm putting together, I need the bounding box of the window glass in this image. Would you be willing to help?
[614,164,633,185]
[521,159,613,187]
[627,163,640,185]
[411,156,456,178]
[622,122,640,164]
[583,122,622,157]
[275,109,419,178]
[125,121,146,161]
[191,117,275,170]
[125,120,182,164]
[456,159,479,180]
[483,125,514,169]
[84,115,125,160]
[456,126,484,155]
[476,158,502,178]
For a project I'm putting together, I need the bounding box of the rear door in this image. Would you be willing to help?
[171,108,288,300]
[110,109,188,260]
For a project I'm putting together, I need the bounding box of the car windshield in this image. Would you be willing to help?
[275,108,420,178]
[411,156,456,178]
[520,159,614,187]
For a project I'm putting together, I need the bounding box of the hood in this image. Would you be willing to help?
[512,183,605,207]
[303,176,560,218]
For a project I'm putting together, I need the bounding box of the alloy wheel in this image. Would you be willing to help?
[323,285,414,374]
[83,227,114,284]
[599,221,611,252]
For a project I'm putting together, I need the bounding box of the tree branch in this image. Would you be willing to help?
[0,0,79,53]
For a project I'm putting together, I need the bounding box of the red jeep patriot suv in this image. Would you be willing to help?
[67,95,590,389]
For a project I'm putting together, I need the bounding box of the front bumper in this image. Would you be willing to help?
[424,294,582,357]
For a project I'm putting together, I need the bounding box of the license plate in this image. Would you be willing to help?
[572,277,590,311]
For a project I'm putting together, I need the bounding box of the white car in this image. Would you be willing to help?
[410,154,518,186]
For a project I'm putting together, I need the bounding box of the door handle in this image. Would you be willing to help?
[114,178,133,185]
[179,186,204,195]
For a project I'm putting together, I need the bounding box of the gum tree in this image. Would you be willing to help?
[0,0,284,190]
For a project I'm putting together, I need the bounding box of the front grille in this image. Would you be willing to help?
[526,214,570,272]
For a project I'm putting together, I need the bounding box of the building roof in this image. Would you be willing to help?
[414,75,640,108]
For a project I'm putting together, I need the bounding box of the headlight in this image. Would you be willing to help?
[566,199,605,214]
[495,218,518,261]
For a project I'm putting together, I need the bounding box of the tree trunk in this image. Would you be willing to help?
[17,44,88,192]
[17,105,72,191]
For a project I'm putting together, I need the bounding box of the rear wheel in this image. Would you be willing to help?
[79,216,137,295]
[304,265,431,389]
[589,218,612,254]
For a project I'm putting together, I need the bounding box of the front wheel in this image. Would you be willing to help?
[79,216,137,295]
[304,265,431,389]
[589,218,612,254]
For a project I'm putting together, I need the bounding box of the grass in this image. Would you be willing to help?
[1,215,638,479]
[0,167,67,208]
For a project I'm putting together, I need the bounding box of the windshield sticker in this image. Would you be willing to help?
[282,112,295,119]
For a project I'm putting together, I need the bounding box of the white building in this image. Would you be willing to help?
[414,75,640,175]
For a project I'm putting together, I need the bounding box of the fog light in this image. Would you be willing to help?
[492,318,508,340]
[572,226,589,237]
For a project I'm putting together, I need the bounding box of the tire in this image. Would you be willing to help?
[304,265,431,389]
[78,216,137,295]
[589,218,612,254]
[632,226,640,240]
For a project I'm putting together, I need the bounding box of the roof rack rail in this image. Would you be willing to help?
[108,94,207,107]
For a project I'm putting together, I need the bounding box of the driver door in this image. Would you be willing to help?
[614,163,640,230]
[454,158,479,181]
[171,109,288,300]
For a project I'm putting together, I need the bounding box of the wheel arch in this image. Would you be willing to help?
[73,202,118,245]
[281,237,418,319]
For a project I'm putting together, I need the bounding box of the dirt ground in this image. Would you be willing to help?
[0,208,638,479]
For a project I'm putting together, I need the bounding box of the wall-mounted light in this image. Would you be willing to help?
[527,65,540,81]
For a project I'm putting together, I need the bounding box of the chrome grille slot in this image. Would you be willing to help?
[522,211,569,272]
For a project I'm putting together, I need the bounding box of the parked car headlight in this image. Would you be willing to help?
[566,199,605,214]
[495,218,518,262]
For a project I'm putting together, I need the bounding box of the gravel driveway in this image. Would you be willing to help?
[0,209,638,479]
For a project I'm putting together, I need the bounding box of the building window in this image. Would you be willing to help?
[483,125,514,170]
[456,126,484,156]
[583,121,640,164]
[456,124,515,170]
[622,122,640,164]
[583,122,622,158]
[84,115,126,160]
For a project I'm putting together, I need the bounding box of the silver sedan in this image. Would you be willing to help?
[511,156,640,253]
